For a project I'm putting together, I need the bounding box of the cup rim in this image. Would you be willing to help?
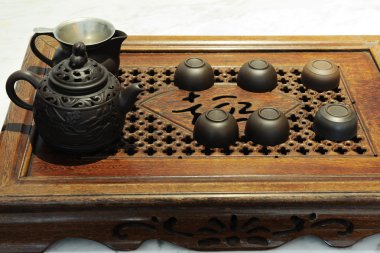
[53,17,115,46]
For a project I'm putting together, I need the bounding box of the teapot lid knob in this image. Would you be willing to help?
[49,41,109,95]
[69,42,88,69]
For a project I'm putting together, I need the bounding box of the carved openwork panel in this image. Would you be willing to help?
[112,212,354,250]
[113,66,373,157]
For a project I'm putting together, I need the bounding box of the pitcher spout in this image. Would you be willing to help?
[110,30,128,45]
[119,83,144,113]
[98,30,127,75]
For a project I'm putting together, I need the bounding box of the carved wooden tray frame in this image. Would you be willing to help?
[1,36,380,252]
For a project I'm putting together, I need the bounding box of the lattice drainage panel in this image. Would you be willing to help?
[100,66,373,158]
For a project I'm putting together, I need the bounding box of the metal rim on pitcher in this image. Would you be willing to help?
[53,17,115,46]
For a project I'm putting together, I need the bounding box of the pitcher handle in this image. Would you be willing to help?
[30,27,55,67]
[6,70,40,111]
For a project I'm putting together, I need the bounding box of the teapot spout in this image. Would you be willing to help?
[119,83,144,113]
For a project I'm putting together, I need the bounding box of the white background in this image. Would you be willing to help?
[1,0,380,252]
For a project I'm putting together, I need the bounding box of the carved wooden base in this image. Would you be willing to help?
[1,203,380,252]
[2,36,380,252]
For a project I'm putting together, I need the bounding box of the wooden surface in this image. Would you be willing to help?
[1,36,380,252]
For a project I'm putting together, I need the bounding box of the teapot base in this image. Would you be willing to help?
[40,135,121,155]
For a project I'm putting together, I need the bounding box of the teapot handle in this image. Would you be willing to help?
[30,28,55,67]
[6,71,40,111]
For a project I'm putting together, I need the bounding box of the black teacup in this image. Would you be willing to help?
[174,58,214,91]
[301,59,340,91]
[313,103,357,141]
[237,59,277,92]
[193,108,239,148]
[245,107,289,146]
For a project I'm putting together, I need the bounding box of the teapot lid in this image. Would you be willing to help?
[49,42,108,95]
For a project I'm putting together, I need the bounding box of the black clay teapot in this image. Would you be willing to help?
[30,17,127,75]
[6,42,144,154]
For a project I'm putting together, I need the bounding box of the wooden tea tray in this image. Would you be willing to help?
[1,36,380,252]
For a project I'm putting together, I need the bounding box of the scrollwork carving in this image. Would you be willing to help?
[112,213,354,249]
[38,74,118,108]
